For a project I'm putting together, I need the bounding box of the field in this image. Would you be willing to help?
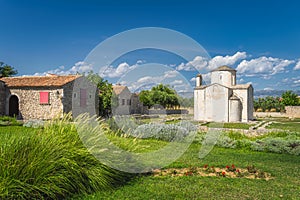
[0,116,299,199]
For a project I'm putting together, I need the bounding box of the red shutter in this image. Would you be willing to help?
[40,92,49,104]
[80,89,87,107]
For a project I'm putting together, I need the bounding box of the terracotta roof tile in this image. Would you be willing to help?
[112,85,127,95]
[0,75,81,87]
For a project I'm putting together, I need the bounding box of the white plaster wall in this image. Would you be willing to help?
[229,99,242,122]
[194,89,205,121]
[204,84,229,122]
[248,86,254,120]
[233,89,248,122]
[211,71,234,87]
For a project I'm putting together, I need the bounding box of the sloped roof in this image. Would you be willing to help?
[0,74,81,87]
[112,85,127,95]
[195,83,252,90]
[211,65,236,72]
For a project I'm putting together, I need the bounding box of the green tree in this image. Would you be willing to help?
[178,96,194,108]
[139,84,180,109]
[139,90,153,108]
[281,90,299,106]
[0,62,18,77]
[86,71,115,117]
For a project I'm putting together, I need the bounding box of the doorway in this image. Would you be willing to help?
[9,95,19,117]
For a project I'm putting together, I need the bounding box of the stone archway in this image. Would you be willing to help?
[9,95,19,117]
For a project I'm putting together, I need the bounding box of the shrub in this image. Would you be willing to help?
[132,121,196,142]
[0,116,21,126]
[0,116,129,199]
[256,108,263,112]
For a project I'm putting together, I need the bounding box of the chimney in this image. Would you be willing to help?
[196,74,202,87]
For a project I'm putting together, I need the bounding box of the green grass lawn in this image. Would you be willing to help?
[1,118,299,200]
[203,122,252,130]
[267,121,300,132]
[76,142,300,200]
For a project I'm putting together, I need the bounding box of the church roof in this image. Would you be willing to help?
[211,65,236,72]
[0,74,81,87]
[195,83,252,90]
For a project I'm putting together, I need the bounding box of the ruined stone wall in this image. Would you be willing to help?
[7,87,63,120]
[285,106,300,118]
[0,81,5,115]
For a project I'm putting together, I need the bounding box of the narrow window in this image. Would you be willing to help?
[80,89,87,107]
[74,93,77,98]
[40,92,49,104]
[220,75,222,80]
[122,99,125,105]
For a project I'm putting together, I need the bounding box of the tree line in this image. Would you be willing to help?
[254,91,299,112]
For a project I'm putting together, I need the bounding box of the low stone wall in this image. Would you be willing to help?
[147,109,189,115]
[253,112,286,118]
[285,106,300,118]
[254,106,300,118]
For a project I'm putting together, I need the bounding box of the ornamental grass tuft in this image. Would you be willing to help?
[0,114,130,199]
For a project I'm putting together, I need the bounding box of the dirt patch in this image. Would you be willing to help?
[152,165,273,180]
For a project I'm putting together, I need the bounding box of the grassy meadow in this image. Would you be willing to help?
[0,115,299,199]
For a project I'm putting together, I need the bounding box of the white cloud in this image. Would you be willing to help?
[282,78,289,83]
[177,56,209,71]
[176,51,247,71]
[33,61,93,76]
[163,70,178,78]
[99,62,138,78]
[190,73,211,84]
[236,56,294,76]
[238,78,245,83]
[263,87,274,91]
[207,51,247,70]
[293,79,300,84]
[294,59,300,70]
[190,77,196,82]
[170,80,183,85]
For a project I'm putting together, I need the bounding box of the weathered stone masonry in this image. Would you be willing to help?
[0,75,98,120]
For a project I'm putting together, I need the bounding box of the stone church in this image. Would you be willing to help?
[194,65,253,122]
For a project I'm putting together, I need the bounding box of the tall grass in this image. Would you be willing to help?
[0,115,130,199]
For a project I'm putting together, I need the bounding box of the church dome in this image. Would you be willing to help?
[211,65,236,72]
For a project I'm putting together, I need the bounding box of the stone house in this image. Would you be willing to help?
[112,84,144,115]
[0,74,98,120]
[194,65,254,122]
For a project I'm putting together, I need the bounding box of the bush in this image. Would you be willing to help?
[132,121,196,142]
[0,116,21,126]
[0,116,129,199]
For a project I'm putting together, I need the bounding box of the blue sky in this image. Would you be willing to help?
[1,0,300,93]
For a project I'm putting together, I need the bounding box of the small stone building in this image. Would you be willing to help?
[112,84,144,115]
[0,74,98,120]
[194,66,254,122]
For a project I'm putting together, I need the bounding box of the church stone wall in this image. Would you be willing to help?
[211,71,234,87]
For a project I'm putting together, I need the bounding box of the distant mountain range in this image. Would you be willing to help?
[254,90,300,99]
